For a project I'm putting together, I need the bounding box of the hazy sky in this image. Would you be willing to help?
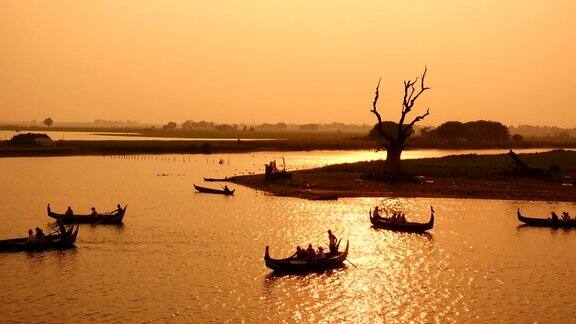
[1,1,575,126]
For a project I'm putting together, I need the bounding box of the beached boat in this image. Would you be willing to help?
[194,184,235,196]
[47,204,127,224]
[0,225,79,253]
[203,177,235,182]
[264,241,349,272]
[370,207,434,233]
[517,208,576,228]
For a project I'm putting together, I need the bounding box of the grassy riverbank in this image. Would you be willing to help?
[232,150,576,202]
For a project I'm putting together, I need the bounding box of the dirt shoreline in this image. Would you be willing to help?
[231,151,576,202]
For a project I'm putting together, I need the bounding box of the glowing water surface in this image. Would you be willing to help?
[0,150,574,322]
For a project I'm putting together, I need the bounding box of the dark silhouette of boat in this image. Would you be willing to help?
[0,225,79,253]
[264,241,349,272]
[194,184,235,196]
[47,204,127,224]
[370,207,434,233]
[517,208,576,228]
[203,177,235,182]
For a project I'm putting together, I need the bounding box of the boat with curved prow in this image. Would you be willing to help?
[370,206,434,233]
[0,225,79,253]
[194,184,235,196]
[47,204,127,224]
[264,240,349,272]
[517,208,576,228]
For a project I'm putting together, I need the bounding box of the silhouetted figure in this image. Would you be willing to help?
[34,227,46,244]
[26,229,35,244]
[115,204,123,214]
[562,212,571,221]
[56,219,67,238]
[90,207,98,216]
[551,212,559,223]
[65,206,73,216]
[223,185,230,193]
[328,230,338,254]
[317,246,325,259]
[291,246,307,259]
[306,244,316,259]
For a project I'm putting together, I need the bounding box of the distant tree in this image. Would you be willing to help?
[43,118,53,127]
[243,125,247,131]
[182,120,214,129]
[433,121,467,140]
[249,127,255,132]
[298,123,319,131]
[463,120,509,141]
[419,126,432,136]
[214,124,235,131]
[512,134,523,142]
[369,67,431,174]
[163,121,177,129]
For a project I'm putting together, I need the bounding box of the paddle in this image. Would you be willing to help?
[345,259,358,268]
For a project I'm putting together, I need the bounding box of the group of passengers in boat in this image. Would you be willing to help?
[550,211,572,222]
[373,206,407,224]
[25,219,68,245]
[63,204,123,217]
[291,230,339,261]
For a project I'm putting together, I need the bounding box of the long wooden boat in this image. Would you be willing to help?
[47,204,127,224]
[264,240,349,272]
[194,184,235,196]
[0,225,79,253]
[370,207,434,233]
[203,177,235,182]
[517,208,576,228]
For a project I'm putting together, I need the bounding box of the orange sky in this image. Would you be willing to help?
[0,1,575,126]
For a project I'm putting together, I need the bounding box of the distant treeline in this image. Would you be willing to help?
[164,120,371,132]
[509,125,576,138]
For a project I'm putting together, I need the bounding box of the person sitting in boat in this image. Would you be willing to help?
[551,211,559,222]
[26,229,35,244]
[306,244,316,259]
[391,212,398,223]
[327,230,338,254]
[562,212,571,221]
[90,207,98,216]
[34,227,46,244]
[400,213,407,223]
[114,204,123,214]
[373,207,380,218]
[223,185,231,193]
[316,246,326,259]
[65,206,73,216]
[291,246,307,259]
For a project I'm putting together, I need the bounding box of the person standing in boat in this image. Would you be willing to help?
[328,230,338,254]
[65,206,74,216]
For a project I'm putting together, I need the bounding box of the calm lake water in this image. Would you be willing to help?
[0,150,575,322]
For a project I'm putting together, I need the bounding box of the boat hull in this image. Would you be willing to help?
[47,205,126,224]
[264,241,349,272]
[0,225,79,253]
[194,184,235,196]
[370,211,434,233]
[517,209,576,228]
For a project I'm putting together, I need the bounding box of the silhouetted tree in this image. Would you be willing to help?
[298,123,320,131]
[163,121,177,129]
[433,121,466,140]
[463,120,509,141]
[370,67,431,174]
[43,118,53,127]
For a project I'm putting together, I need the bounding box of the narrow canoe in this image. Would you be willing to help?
[203,177,235,182]
[517,208,576,228]
[47,204,126,224]
[370,207,434,233]
[264,240,349,272]
[194,184,235,196]
[0,225,79,253]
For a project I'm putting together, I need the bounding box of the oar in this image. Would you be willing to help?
[345,259,357,267]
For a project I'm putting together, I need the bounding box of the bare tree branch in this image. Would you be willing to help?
[370,78,396,143]
[403,108,430,135]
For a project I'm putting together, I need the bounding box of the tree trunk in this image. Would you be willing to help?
[385,144,403,174]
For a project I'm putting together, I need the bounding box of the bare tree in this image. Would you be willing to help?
[370,67,431,174]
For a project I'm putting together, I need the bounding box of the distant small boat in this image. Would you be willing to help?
[264,241,349,272]
[0,225,79,253]
[517,209,576,228]
[309,194,339,201]
[370,207,434,233]
[47,204,127,224]
[203,177,235,182]
[194,184,235,196]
